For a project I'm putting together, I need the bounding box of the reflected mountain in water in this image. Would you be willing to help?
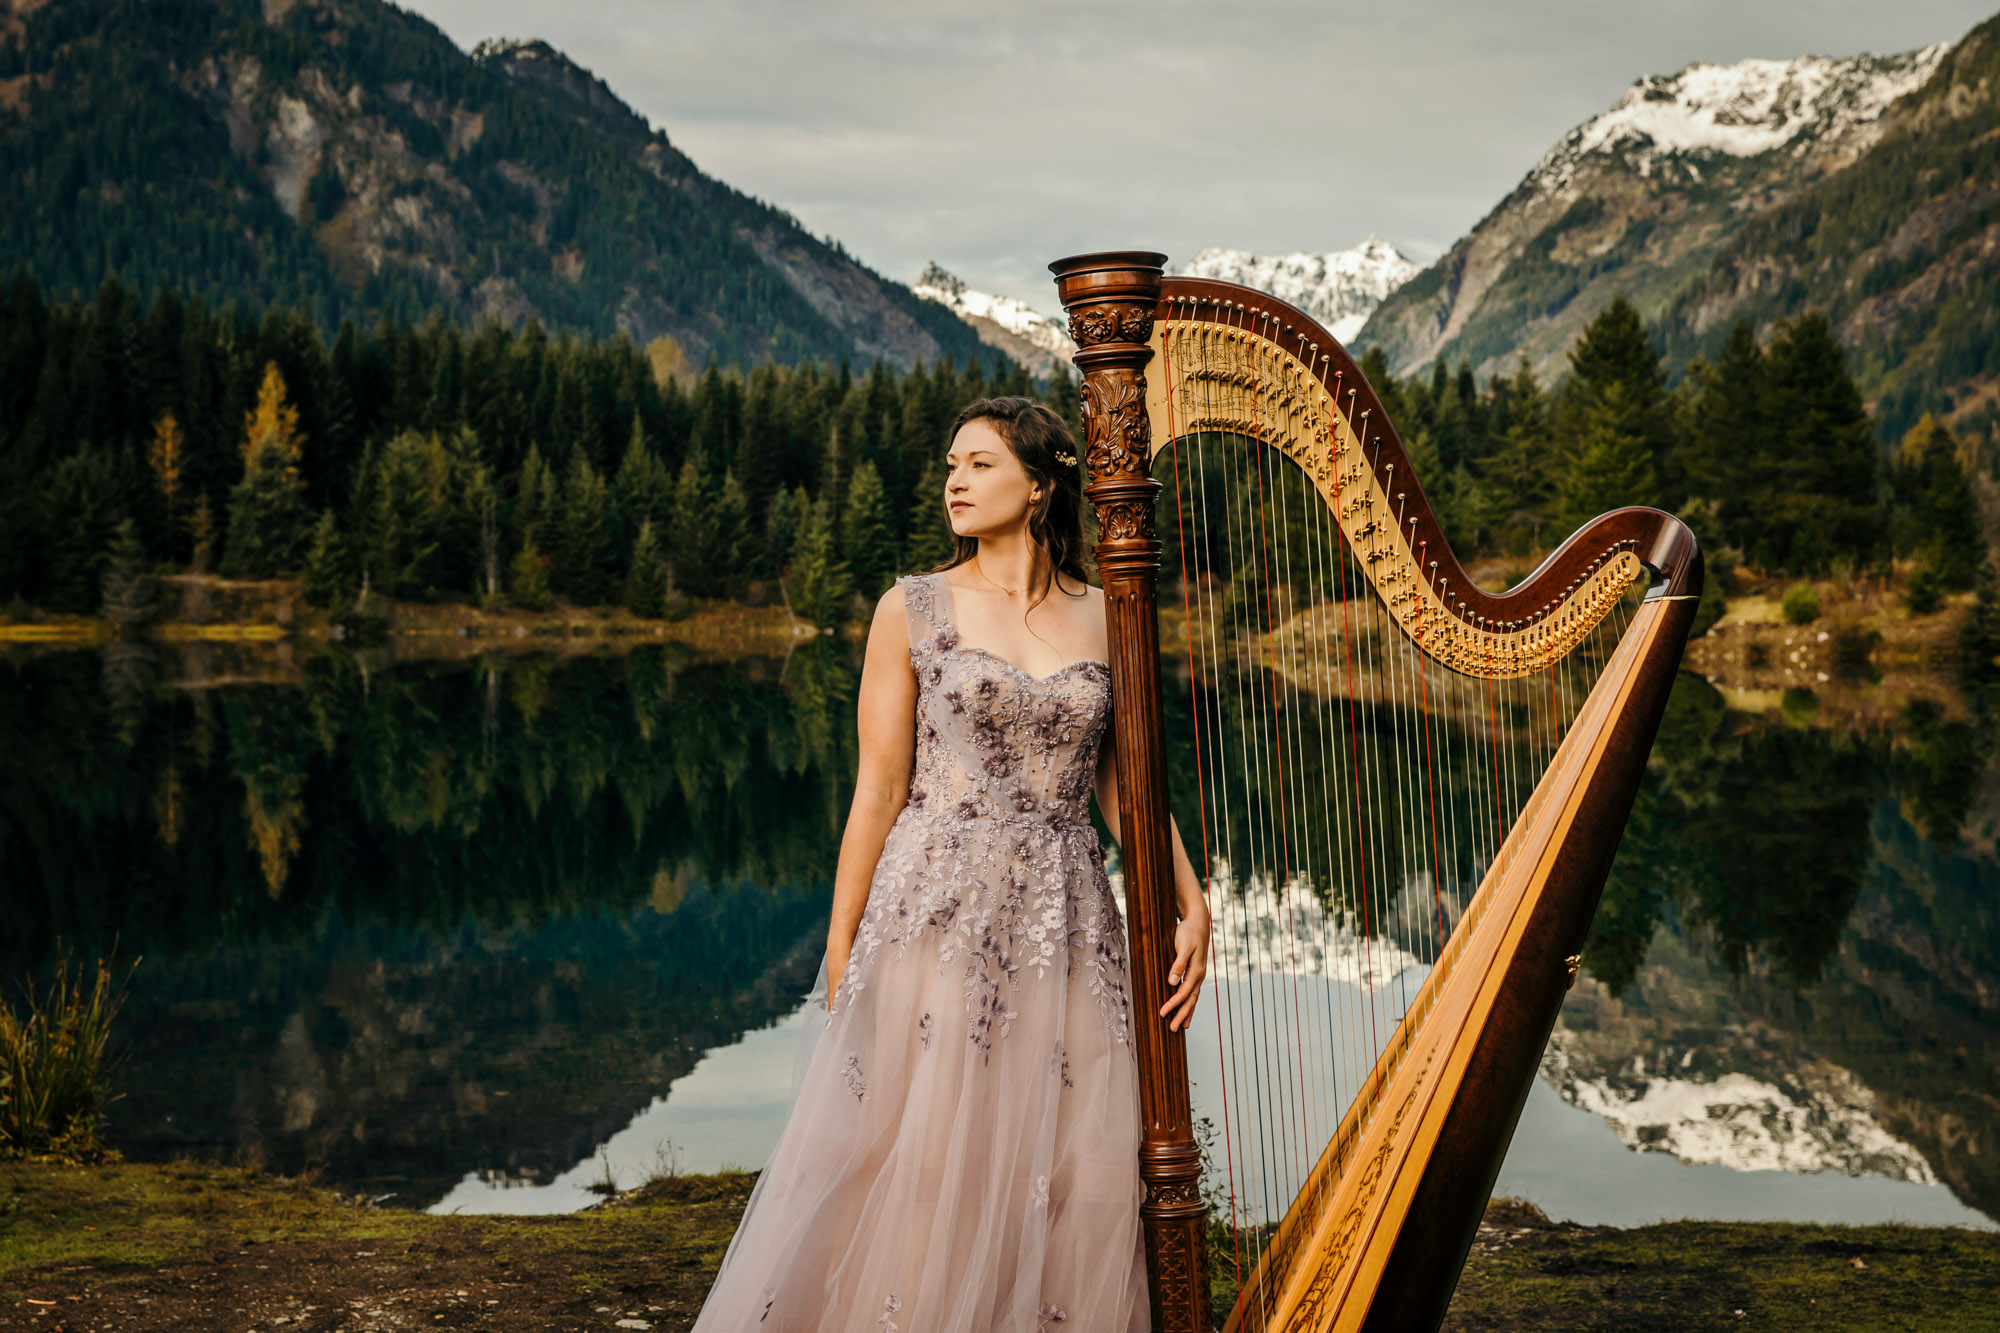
[6,635,1997,1224]
[1547,940,1937,1186]
[1560,672,2000,1221]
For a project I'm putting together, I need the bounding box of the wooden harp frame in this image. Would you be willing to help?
[1049,251,1702,1333]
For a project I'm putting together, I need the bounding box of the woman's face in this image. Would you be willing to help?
[944,419,1038,540]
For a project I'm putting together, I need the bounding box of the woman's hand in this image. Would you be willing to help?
[1159,894,1211,1032]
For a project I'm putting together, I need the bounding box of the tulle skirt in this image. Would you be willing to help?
[691,814,1149,1332]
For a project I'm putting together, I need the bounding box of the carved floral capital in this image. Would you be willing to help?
[1069,302,1155,348]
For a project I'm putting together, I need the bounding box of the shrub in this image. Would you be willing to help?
[1780,583,1819,624]
[1905,562,1944,615]
[0,954,133,1162]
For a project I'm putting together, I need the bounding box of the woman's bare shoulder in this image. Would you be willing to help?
[871,580,909,636]
[1067,577,1109,646]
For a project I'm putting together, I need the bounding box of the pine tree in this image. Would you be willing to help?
[40,449,133,613]
[714,468,751,599]
[668,452,719,598]
[556,450,614,605]
[189,494,215,575]
[787,491,853,629]
[818,425,847,521]
[1681,322,1767,550]
[764,485,804,580]
[240,362,307,469]
[222,363,312,578]
[300,509,357,610]
[1475,358,1556,553]
[1558,382,1657,532]
[1960,562,2000,667]
[100,518,156,630]
[1763,313,1879,574]
[516,444,559,550]
[1894,415,1982,592]
[612,413,673,551]
[361,431,443,599]
[508,535,554,611]
[840,457,898,597]
[223,438,311,577]
[904,453,954,571]
[465,461,502,605]
[147,412,184,564]
[625,518,669,618]
[1558,297,1671,507]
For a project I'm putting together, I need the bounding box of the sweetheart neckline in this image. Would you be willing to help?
[947,643,1111,687]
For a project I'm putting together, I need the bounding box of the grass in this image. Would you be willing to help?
[0,1160,756,1329]
[1443,1199,2000,1331]
[3,1165,1995,1330]
[0,955,132,1163]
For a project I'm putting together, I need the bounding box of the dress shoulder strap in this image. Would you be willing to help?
[897,572,956,661]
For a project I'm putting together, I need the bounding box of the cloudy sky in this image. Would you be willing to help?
[404,0,1991,314]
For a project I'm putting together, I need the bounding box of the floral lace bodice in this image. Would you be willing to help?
[898,572,1112,831]
[835,571,1132,1050]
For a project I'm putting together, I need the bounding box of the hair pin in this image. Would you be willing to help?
[1055,451,1078,467]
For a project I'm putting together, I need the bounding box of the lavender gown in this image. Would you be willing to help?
[691,571,1149,1332]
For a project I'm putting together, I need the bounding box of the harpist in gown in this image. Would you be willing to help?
[691,570,1149,1332]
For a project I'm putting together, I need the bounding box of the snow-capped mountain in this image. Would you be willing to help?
[1357,38,1958,382]
[1177,237,1419,344]
[911,263,1075,376]
[1526,44,1949,193]
[1540,1020,1937,1182]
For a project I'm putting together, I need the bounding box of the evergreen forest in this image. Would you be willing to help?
[0,273,1065,630]
[1,276,1990,638]
[1352,297,1990,625]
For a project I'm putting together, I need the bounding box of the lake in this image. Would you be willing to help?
[4,637,1994,1231]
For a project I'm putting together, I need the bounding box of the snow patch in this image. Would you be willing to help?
[1176,236,1419,343]
[912,263,1075,360]
[1205,861,1424,992]
[1529,43,1949,189]
[1541,1023,1937,1182]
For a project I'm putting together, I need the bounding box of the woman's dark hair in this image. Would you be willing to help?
[929,396,1089,612]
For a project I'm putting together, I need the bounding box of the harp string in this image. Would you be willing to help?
[1256,311,1315,1185]
[1164,302,1249,1294]
[1157,308,1647,1326]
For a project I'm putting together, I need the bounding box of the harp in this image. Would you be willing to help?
[1049,252,1701,1332]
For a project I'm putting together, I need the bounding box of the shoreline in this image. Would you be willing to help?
[0,576,822,666]
[3,1161,1996,1331]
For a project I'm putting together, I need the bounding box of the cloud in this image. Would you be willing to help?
[406,0,1990,313]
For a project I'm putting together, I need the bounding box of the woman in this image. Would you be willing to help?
[692,396,1212,1332]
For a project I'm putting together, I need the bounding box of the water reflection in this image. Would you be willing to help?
[3,640,1995,1227]
[1514,673,2000,1225]
[2,642,857,1205]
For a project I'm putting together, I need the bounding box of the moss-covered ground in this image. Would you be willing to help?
[3,1164,1996,1331]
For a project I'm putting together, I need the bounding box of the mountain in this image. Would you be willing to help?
[1355,39,1951,390]
[911,262,1075,376]
[0,0,996,372]
[1177,237,1420,343]
[1549,778,2000,1220]
[1546,949,1939,1186]
[1658,15,2000,441]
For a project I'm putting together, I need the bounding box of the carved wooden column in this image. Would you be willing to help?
[1050,251,1211,1332]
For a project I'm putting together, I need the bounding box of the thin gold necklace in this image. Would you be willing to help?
[972,556,1030,597]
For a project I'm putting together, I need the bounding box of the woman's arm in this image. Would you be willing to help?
[825,587,920,1004]
[1093,740,1212,1032]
